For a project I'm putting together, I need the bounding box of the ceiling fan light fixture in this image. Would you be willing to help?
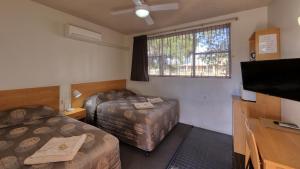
[135,5,149,18]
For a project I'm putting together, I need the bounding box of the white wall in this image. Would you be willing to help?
[268,0,300,126]
[0,0,129,109]
[127,7,268,135]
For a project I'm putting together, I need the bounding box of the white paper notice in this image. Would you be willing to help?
[259,34,277,54]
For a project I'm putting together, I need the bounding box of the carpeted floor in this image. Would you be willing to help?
[120,123,193,169]
[167,128,233,169]
[120,124,233,169]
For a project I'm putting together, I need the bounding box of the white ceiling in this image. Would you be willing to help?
[32,0,272,34]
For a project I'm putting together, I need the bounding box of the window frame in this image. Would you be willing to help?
[147,23,232,79]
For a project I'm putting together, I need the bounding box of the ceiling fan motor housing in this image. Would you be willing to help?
[135,4,150,18]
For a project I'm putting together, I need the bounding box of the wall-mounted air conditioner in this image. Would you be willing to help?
[65,24,102,44]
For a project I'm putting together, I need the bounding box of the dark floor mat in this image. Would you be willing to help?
[166,127,233,169]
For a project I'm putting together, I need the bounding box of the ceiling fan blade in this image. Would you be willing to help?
[149,3,179,11]
[132,0,143,6]
[145,15,154,25]
[111,8,134,15]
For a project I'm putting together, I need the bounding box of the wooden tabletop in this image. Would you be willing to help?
[64,108,86,120]
[249,118,300,169]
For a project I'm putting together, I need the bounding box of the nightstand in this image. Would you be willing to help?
[64,108,86,120]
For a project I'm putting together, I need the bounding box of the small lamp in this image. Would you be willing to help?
[66,90,82,112]
[73,90,82,99]
[298,17,300,26]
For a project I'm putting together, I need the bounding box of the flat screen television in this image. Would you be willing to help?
[241,58,300,101]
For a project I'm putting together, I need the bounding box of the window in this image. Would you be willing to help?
[148,23,231,78]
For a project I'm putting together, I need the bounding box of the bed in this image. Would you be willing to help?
[83,89,179,152]
[0,86,121,169]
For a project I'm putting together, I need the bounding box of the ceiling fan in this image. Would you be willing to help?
[111,0,179,25]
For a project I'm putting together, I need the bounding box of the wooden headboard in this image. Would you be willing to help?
[0,86,60,112]
[71,79,126,108]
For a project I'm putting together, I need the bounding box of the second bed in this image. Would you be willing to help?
[84,90,179,152]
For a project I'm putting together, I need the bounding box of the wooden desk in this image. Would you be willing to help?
[249,118,300,169]
[232,96,281,155]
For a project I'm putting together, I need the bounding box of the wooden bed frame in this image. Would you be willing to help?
[71,79,126,108]
[0,86,60,112]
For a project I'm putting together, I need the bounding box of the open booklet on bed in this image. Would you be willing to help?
[24,134,87,165]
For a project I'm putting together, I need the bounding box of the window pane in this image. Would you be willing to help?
[148,38,163,75]
[195,26,230,53]
[195,52,230,77]
[147,23,231,78]
[148,33,194,76]
[148,56,160,75]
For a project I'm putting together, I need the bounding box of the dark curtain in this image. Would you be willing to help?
[130,35,149,81]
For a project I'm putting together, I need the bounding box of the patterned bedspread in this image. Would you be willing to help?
[85,91,179,152]
[0,107,121,169]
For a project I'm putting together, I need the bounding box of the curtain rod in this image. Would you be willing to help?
[148,17,238,37]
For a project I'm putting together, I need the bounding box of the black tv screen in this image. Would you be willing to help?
[241,58,300,101]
